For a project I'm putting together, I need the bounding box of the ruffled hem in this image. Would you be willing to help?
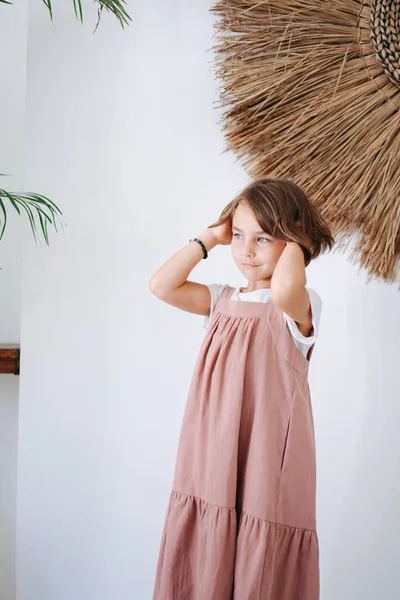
[153,489,319,600]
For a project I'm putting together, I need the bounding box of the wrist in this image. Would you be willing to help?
[198,229,218,251]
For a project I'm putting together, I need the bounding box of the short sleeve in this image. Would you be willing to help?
[283,287,322,346]
[202,283,231,330]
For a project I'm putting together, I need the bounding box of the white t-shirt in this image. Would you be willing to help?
[203,284,322,359]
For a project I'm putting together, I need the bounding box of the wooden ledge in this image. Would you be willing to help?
[0,345,20,375]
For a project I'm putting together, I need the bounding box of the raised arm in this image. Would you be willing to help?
[149,229,219,317]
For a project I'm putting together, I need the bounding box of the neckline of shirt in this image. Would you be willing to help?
[234,286,272,296]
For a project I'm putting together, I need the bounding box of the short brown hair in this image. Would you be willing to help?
[208,176,335,267]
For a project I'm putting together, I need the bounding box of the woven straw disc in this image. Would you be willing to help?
[210,0,400,285]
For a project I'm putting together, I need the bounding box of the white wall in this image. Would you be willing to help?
[0,2,28,599]
[17,1,400,599]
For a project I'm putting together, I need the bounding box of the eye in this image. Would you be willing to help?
[233,233,270,242]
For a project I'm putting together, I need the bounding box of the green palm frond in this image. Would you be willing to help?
[44,0,132,29]
[94,0,132,30]
[1,0,132,29]
[0,179,63,245]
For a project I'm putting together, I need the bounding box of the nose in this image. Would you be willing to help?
[241,240,255,257]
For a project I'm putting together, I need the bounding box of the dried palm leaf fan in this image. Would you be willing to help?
[209,0,400,285]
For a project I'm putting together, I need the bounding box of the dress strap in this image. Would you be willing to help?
[212,285,235,314]
[221,285,235,299]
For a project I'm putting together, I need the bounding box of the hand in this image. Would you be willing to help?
[205,220,232,246]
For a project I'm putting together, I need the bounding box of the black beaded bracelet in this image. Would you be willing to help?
[189,237,208,259]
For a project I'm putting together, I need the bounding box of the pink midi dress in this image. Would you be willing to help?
[153,285,319,600]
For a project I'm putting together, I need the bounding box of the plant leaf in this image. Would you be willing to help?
[14,198,38,243]
[41,0,53,21]
[38,211,49,245]
[39,0,132,28]
[98,0,132,27]
[0,188,63,244]
[0,199,7,240]
[73,0,83,23]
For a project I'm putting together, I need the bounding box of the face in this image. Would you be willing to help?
[231,202,287,287]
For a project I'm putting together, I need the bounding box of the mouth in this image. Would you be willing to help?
[241,263,259,268]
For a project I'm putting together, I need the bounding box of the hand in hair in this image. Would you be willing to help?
[206,220,232,246]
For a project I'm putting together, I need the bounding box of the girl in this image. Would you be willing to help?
[150,177,334,600]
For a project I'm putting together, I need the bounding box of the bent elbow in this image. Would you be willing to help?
[149,277,162,297]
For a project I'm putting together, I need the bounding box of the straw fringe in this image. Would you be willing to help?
[210,0,400,284]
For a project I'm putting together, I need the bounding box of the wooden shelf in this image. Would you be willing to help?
[0,345,20,375]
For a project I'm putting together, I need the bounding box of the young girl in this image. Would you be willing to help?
[150,177,334,600]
